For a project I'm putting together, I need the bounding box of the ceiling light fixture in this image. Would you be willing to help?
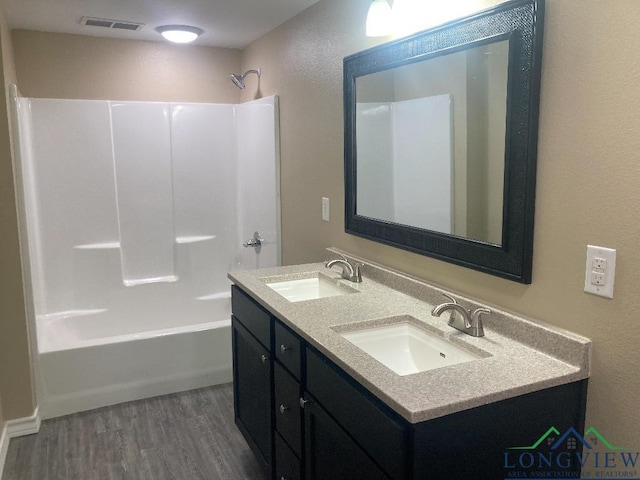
[156,25,203,44]
[366,0,393,37]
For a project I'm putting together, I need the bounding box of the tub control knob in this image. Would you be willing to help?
[243,231,264,252]
[279,404,289,414]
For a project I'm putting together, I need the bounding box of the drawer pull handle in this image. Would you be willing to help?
[260,354,269,364]
[280,344,289,354]
[299,397,310,409]
[280,477,287,480]
[279,404,289,414]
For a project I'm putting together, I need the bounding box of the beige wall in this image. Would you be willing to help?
[12,30,242,103]
[240,0,381,263]
[484,41,509,244]
[0,4,34,421]
[243,0,640,446]
[465,41,508,245]
[3,0,640,448]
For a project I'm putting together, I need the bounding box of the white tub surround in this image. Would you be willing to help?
[11,90,281,418]
[229,249,591,424]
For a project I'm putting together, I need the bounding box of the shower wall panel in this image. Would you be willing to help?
[392,94,453,233]
[236,97,280,269]
[355,103,395,222]
[111,102,176,286]
[28,99,119,313]
[18,96,280,318]
[16,97,46,316]
[170,104,237,295]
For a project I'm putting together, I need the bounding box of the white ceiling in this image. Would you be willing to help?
[3,0,322,49]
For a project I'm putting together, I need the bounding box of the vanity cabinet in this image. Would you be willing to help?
[232,285,308,479]
[231,286,274,474]
[231,285,588,480]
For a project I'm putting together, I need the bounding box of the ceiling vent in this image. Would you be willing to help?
[81,17,145,31]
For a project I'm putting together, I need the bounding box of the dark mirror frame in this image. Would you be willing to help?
[344,0,544,284]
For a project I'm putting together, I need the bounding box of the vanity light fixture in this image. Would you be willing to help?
[391,0,472,37]
[366,0,393,37]
[391,0,434,36]
[156,25,203,44]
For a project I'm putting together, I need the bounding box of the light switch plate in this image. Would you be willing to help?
[584,245,616,298]
[322,197,330,222]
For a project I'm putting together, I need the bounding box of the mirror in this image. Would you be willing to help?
[344,0,544,283]
[356,39,509,245]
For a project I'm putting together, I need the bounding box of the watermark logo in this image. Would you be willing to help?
[504,426,639,479]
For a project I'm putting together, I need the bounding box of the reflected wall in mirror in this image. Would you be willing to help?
[344,0,544,283]
[356,39,509,245]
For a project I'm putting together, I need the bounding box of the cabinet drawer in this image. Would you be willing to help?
[232,285,271,349]
[274,321,302,380]
[275,432,301,480]
[274,362,302,457]
[306,347,408,479]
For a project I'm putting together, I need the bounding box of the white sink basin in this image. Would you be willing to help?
[340,321,481,375]
[266,275,356,302]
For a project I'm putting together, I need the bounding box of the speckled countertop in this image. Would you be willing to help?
[228,249,591,424]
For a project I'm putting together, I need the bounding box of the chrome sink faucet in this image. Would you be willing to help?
[431,294,491,337]
[325,254,363,283]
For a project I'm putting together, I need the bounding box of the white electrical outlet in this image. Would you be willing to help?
[322,197,330,222]
[584,245,616,298]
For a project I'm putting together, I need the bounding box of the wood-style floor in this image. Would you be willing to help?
[2,384,268,480]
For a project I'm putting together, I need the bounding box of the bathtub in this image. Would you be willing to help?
[13,94,281,420]
[37,293,233,419]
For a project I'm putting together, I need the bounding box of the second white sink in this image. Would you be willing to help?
[339,321,481,376]
[266,274,357,302]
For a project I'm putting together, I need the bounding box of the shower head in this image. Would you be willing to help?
[229,68,261,90]
[229,73,245,89]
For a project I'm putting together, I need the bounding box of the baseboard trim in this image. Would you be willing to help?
[0,407,41,479]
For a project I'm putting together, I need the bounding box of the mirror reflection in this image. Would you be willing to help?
[355,39,509,245]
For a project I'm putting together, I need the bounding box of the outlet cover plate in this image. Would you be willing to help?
[584,245,616,298]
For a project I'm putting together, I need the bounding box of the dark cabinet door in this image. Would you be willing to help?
[232,317,272,472]
[304,396,389,480]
